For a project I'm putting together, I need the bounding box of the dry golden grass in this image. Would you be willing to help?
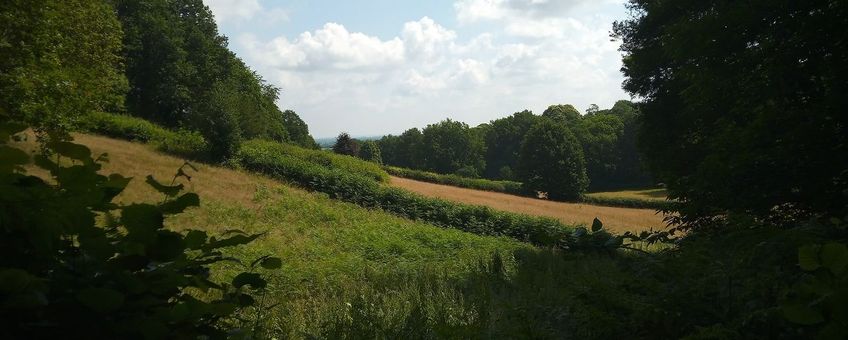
[389,176,668,234]
[586,188,669,201]
[16,133,284,213]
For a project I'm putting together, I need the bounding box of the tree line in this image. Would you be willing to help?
[1,0,318,162]
[335,101,652,200]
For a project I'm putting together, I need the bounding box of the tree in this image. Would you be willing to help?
[332,132,360,157]
[282,110,318,149]
[484,110,538,179]
[518,118,588,200]
[420,119,485,175]
[614,0,848,226]
[542,105,581,127]
[0,0,127,139]
[358,140,382,164]
[574,113,625,191]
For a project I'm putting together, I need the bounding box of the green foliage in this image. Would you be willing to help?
[0,123,277,338]
[240,139,388,183]
[113,0,316,161]
[282,110,319,149]
[358,140,383,164]
[580,194,672,210]
[518,118,589,200]
[483,110,538,180]
[542,104,581,126]
[385,166,525,195]
[419,119,486,175]
[0,0,127,139]
[614,0,848,226]
[79,111,209,159]
[378,128,424,169]
[782,238,848,338]
[332,132,360,157]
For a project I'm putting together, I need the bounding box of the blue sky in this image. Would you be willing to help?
[204,0,632,138]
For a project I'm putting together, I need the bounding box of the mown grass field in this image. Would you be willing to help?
[389,176,667,234]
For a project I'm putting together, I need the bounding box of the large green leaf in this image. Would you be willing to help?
[821,243,848,276]
[782,302,825,325]
[76,288,124,313]
[798,244,821,271]
[122,204,164,241]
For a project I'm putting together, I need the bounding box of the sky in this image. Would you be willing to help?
[202,0,633,138]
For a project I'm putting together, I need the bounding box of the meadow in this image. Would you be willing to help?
[14,132,828,338]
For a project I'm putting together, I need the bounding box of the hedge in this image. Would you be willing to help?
[239,139,388,183]
[385,166,525,195]
[237,142,574,247]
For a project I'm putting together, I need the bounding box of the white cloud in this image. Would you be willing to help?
[235,5,629,137]
[204,0,262,23]
[203,0,288,25]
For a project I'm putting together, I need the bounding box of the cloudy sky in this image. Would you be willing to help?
[203,0,632,138]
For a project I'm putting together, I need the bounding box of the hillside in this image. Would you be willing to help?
[15,133,531,336]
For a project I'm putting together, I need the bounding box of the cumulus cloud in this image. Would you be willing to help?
[204,0,262,23]
[203,0,288,25]
[234,3,629,137]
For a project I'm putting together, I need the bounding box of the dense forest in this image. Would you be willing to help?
[2,0,847,338]
[1,0,318,161]
[349,100,652,198]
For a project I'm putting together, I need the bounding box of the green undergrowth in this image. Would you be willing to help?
[79,111,209,159]
[240,139,388,183]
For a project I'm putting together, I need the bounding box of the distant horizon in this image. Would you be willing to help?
[204,0,632,137]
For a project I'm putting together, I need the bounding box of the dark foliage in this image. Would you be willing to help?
[332,132,360,157]
[518,118,589,200]
[614,0,848,226]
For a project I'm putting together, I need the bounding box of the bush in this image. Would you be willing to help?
[580,195,672,210]
[0,123,278,338]
[385,166,525,196]
[240,139,388,183]
[237,144,576,247]
[79,112,209,159]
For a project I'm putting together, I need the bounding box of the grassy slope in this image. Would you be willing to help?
[26,134,529,336]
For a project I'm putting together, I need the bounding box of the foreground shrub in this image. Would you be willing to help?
[79,111,209,159]
[0,123,278,338]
